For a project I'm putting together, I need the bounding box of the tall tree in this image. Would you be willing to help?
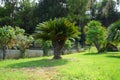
[13,0,36,34]
[0,0,37,34]
[96,0,120,27]
[88,0,120,27]
[66,0,90,48]
[34,0,68,23]
[0,0,19,26]
[0,6,12,26]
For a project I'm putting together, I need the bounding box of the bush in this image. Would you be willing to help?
[35,39,52,56]
[62,39,74,54]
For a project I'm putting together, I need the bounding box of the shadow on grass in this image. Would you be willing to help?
[107,55,120,59]
[7,59,68,68]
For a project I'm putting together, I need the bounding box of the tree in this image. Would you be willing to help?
[100,0,120,15]
[0,6,12,26]
[34,0,68,23]
[0,0,36,34]
[107,20,120,44]
[35,18,80,59]
[0,0,19,26]
[66,0,91,48]
[0,26,16,59]
[0,26,33,59]
[13,0,36,34]
[15,27,34,58]
[96,0,120,27]
[85,20,106,53]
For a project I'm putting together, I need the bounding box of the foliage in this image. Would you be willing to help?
[42,41,52,56]
[0,26,34,58]
[35,18,80,41]
[67,0,89,21]
[85,20,106,53]
[105,43,118,52]
[0,0,120,35]
[35,18,80,59]
[34,0,67,23]
[66,0,90,48]
[107,20,120,44]
[0,0,36,34]
[64,39,74,50]
[0,26,16,59]
[35,39,52,56]
[96,0,120,27]
[63,39,74,54]
[0,26,16,48]
[36,39,74,55]
[13,0,36,34]
[0,0,19,26]
[16,32,34,58]
[14,27,25,35]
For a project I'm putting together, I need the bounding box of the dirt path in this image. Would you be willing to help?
[19,67,59,80]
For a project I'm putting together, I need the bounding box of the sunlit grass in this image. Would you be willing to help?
[0,50,120,80]
[57,52,120,80]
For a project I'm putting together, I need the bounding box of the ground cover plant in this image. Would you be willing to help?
[0,48,120,80]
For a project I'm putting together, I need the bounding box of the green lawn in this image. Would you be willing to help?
[0,50,120,80]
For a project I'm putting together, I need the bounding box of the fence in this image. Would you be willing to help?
[0,49,78,59]
[0,49,46,59]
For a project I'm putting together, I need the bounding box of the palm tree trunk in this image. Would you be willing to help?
[94,41,101,53]
[52,39,66,59]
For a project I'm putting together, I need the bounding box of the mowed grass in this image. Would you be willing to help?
[0,49,120,80]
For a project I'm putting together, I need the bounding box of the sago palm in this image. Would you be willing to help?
[107,20,120,44]
[35,18,80,59]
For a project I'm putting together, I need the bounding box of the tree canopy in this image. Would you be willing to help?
[0,0,120,56]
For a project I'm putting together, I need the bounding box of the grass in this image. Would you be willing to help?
[0,49,120,80]
[58,53,120,80]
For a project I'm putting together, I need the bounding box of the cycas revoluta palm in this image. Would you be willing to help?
[35,18,80,59]
[85,20,106,53]
[107,20,120,44]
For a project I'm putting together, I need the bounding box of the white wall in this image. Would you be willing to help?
[0,49,46,59]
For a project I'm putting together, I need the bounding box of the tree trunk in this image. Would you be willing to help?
[52,39,66,59]
[20,48,26,58]
[75,39,80,52]
[78,20,86,48]
[94,41,101,53]
[2,46,6,60]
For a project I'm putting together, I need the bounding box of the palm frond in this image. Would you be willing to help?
[107,20,120,43]
[34,18,80,41]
